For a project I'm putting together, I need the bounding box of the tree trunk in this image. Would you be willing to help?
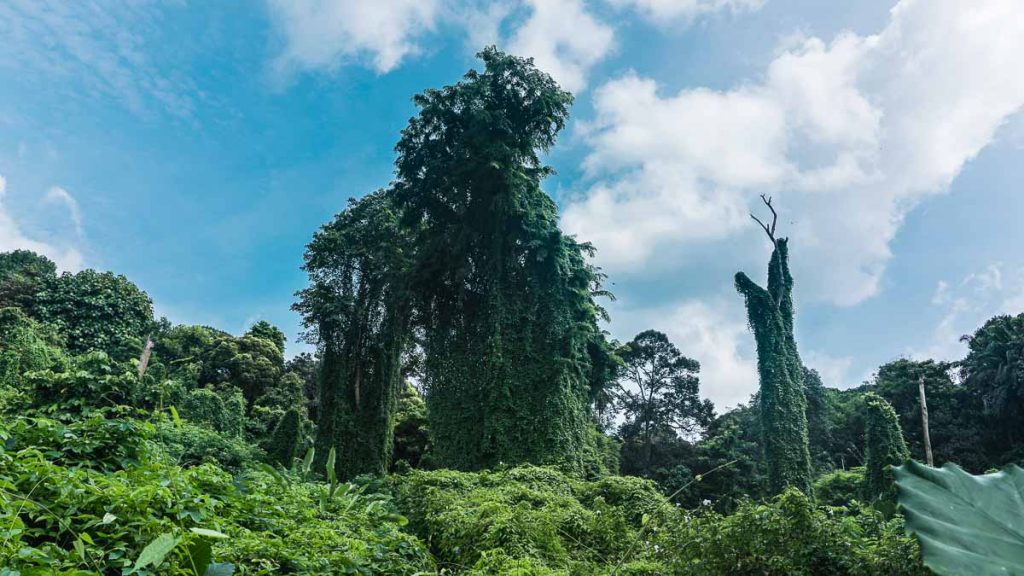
[918,375,934,466]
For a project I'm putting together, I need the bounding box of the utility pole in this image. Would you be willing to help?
[918,374,934,466]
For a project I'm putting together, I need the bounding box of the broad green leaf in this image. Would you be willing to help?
[204,563,236,576]
[185,539,212,576]
[894,460,1024,575]
[189,527,229,540]
[133,532,181,571]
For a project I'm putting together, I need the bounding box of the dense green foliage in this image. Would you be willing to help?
[393,48,611,474]
[735,235,813,494]
[863,393,910,505]
[34,269,155,360]
[296,190,411,480]
[873,359,985,470]
[4,45,1021,575]
[961,313,1024,460]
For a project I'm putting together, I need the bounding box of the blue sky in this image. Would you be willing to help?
[1,0,1022,409]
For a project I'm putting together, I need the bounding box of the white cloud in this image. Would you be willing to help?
[563,0,1024,306]
[267,0,440,76]
[614,295,757,410]
[44,186,83,237]
[0,175,83,271]
[507,0,615,93]
[0,1,196,118]
[913,264,1024,361]
[803,350,855,389]
[608,0,764,24]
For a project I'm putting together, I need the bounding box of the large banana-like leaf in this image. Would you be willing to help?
[894,460,1024,575]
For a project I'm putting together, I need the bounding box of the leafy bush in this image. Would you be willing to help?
[813,467,866,507]
[654,488,926,575]
[392,466,659,573]
[155,420,264,472]
[179,386,246,437]
[0,413,432,575]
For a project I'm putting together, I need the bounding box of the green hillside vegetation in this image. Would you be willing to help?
[2,49,1021,575]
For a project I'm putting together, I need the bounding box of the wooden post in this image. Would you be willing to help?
[918,374,934,466]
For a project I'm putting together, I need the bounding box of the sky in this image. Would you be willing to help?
[1,0,1023,410]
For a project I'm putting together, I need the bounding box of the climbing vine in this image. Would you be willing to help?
[392,47,610,473]
[863,392,910,504]
[295,190,412,480]
[735,195,812,495]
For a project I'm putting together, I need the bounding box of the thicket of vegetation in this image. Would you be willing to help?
[2,48,1022,575]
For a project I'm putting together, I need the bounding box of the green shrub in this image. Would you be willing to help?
[392,466,660,573]
[813,467,866,507]
[179,386,246,437]
[155,420,263,472]
[0,413,433,575]
[27,351,142,414]
[864,393,910,505]
[654,488,926,575]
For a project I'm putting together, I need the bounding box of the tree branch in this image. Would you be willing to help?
[750,193,778,244]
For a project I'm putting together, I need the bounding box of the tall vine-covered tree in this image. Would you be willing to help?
[863,392,909,504]
[295,190,412,480]
[734,195,812,495]
[393,47,610,472]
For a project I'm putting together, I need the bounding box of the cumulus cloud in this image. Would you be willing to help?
[506,0,615,93]
[0,175,83,271]
[607,0,764,24]
[267,0,440,75]
[563,0,1024,306]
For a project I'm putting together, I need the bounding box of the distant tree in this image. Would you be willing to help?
[614,330,713,476]
[873,359,986,472]
[863,392,909,505]
[394,47,610,473]
[199,333,284,406]
[247,320,286,354]
[734,195,812,495]
[33,269,154,360]
[0,250,57,311]
[961,313,1024,460]
[680,402,767,510]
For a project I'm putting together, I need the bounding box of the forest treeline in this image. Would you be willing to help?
[1,48,1022,574]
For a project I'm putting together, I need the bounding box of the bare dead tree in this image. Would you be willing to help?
[750,193,778,245]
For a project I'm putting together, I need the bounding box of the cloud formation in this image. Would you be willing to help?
[0,175,82,271]
[0,1,196,118]
[266,0,753,91]
[913,263,1024,362]
[608,0,764,24]
[267,0,440,75]
[563,0,1024,306]
[506,0,614,93]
